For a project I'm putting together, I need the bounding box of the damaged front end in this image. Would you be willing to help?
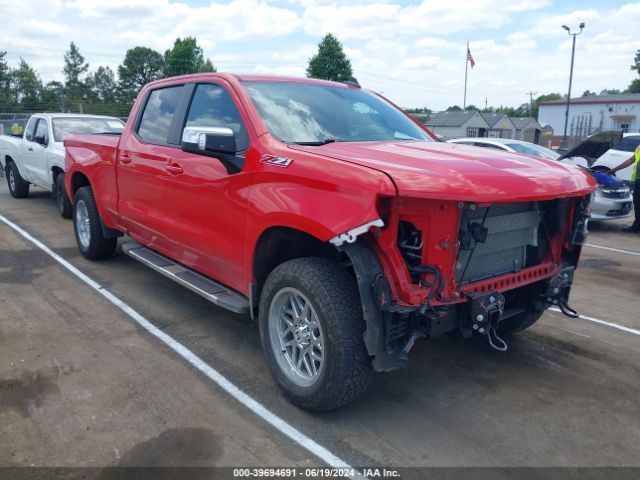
[339,194,591,372]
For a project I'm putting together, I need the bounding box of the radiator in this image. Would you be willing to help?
[456,202,541,284]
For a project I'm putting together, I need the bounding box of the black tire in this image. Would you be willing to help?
[6,162,30,198]
[259,257,372,411]
[73,186,117,260]
[497,304,545,335]
[55,172,73,219]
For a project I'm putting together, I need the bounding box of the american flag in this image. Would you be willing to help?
[467,47,476,68]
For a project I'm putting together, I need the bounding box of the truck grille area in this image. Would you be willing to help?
[456,202,541,284]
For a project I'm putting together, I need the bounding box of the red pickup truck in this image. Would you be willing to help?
[65,73,595,410]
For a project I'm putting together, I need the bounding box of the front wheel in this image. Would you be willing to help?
[55,173,73,219]
[6,162,30,198]
[73,186,117,260]
[259,257,372,411]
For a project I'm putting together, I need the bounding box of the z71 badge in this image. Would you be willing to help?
[260,154,293,168]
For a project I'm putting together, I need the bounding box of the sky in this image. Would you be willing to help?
[1,0,639,111]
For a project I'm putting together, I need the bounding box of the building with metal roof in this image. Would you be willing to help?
[424,110,490,139]
[511,117,542,143]
[538,93,640,146]
[480,113,517,139]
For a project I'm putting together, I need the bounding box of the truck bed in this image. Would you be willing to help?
[65,133,122,167]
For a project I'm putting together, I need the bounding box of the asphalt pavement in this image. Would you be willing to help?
[1,185,639,476]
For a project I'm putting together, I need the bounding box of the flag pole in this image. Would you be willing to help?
[463,41,469,109]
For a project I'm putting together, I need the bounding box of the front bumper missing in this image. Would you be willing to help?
[542,266,579,318]
[371,265,581,360]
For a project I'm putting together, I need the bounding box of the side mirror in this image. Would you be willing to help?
[181,126,243,174]
[181,126,236,155]
[34,134,47,146]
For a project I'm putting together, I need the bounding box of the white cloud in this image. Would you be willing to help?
[0,0,638,112]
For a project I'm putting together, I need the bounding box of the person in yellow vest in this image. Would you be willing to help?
[608,145,640,233]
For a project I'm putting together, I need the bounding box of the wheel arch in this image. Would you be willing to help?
[250,225,397,372]
[251,225,343,305]
[69,171,91,197]
[51,165,64,180]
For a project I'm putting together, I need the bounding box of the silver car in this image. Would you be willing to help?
[448,137,632,221]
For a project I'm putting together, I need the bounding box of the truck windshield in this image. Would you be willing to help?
[52,117,125,142]
[242,81,433,144]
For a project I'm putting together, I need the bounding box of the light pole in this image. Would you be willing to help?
[561,22,585,146]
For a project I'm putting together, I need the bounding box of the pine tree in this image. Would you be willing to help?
[117,46,166,107]
[164,37,215,77]
[63,42,89,111]
[306,34,353,82]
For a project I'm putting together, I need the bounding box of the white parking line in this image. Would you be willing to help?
[549,307,640,336]
[0,213,362,476]
[585,243,640,257]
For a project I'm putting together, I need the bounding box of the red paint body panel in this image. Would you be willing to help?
[290,141,594,202]
[65,73,596,303]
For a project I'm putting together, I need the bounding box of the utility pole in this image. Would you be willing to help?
[485,97,488,110]
[561,23,585,146]
[526,91,537,117]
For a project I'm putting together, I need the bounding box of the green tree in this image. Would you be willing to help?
[63,42,89,86]
[306,33,353,82]
[40,81,65,111]
[626,50,640,93]
[63,42,89,110]
[0,51,11,110]
[446,105,462,111]
[599,88,621,95]
[117,46,165,107]
[405,107,431,114]
[530,93,562,118]
[87,66,117,103]
[10,58,42,112]
[631,49,640,75]
[164,37,215,77]
[625,78,640,94]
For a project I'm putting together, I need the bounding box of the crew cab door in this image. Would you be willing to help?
[28,117,51,186]
[162,82,251,288]
[116,84,188,251]
[18,117,40,184]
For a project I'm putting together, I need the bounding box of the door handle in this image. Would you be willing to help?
[28,147,33,152]
[166,163,183,175]
[120,152,132,164]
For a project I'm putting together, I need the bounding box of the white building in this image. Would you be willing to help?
[538,94,640,145]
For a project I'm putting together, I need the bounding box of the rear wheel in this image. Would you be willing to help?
[6,162,30,198]
[259,257,372,411]
[73,186,117,260]
[55,172,73,219]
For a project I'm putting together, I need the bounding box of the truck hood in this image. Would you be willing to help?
[290,141,595,202]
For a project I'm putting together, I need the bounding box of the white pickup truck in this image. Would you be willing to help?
[1,113,124,217]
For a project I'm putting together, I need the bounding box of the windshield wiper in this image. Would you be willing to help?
[291,138,340,146]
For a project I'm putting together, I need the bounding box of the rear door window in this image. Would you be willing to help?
[612,136,640,152]
[184,84,249,152]
[137,85,185,145]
